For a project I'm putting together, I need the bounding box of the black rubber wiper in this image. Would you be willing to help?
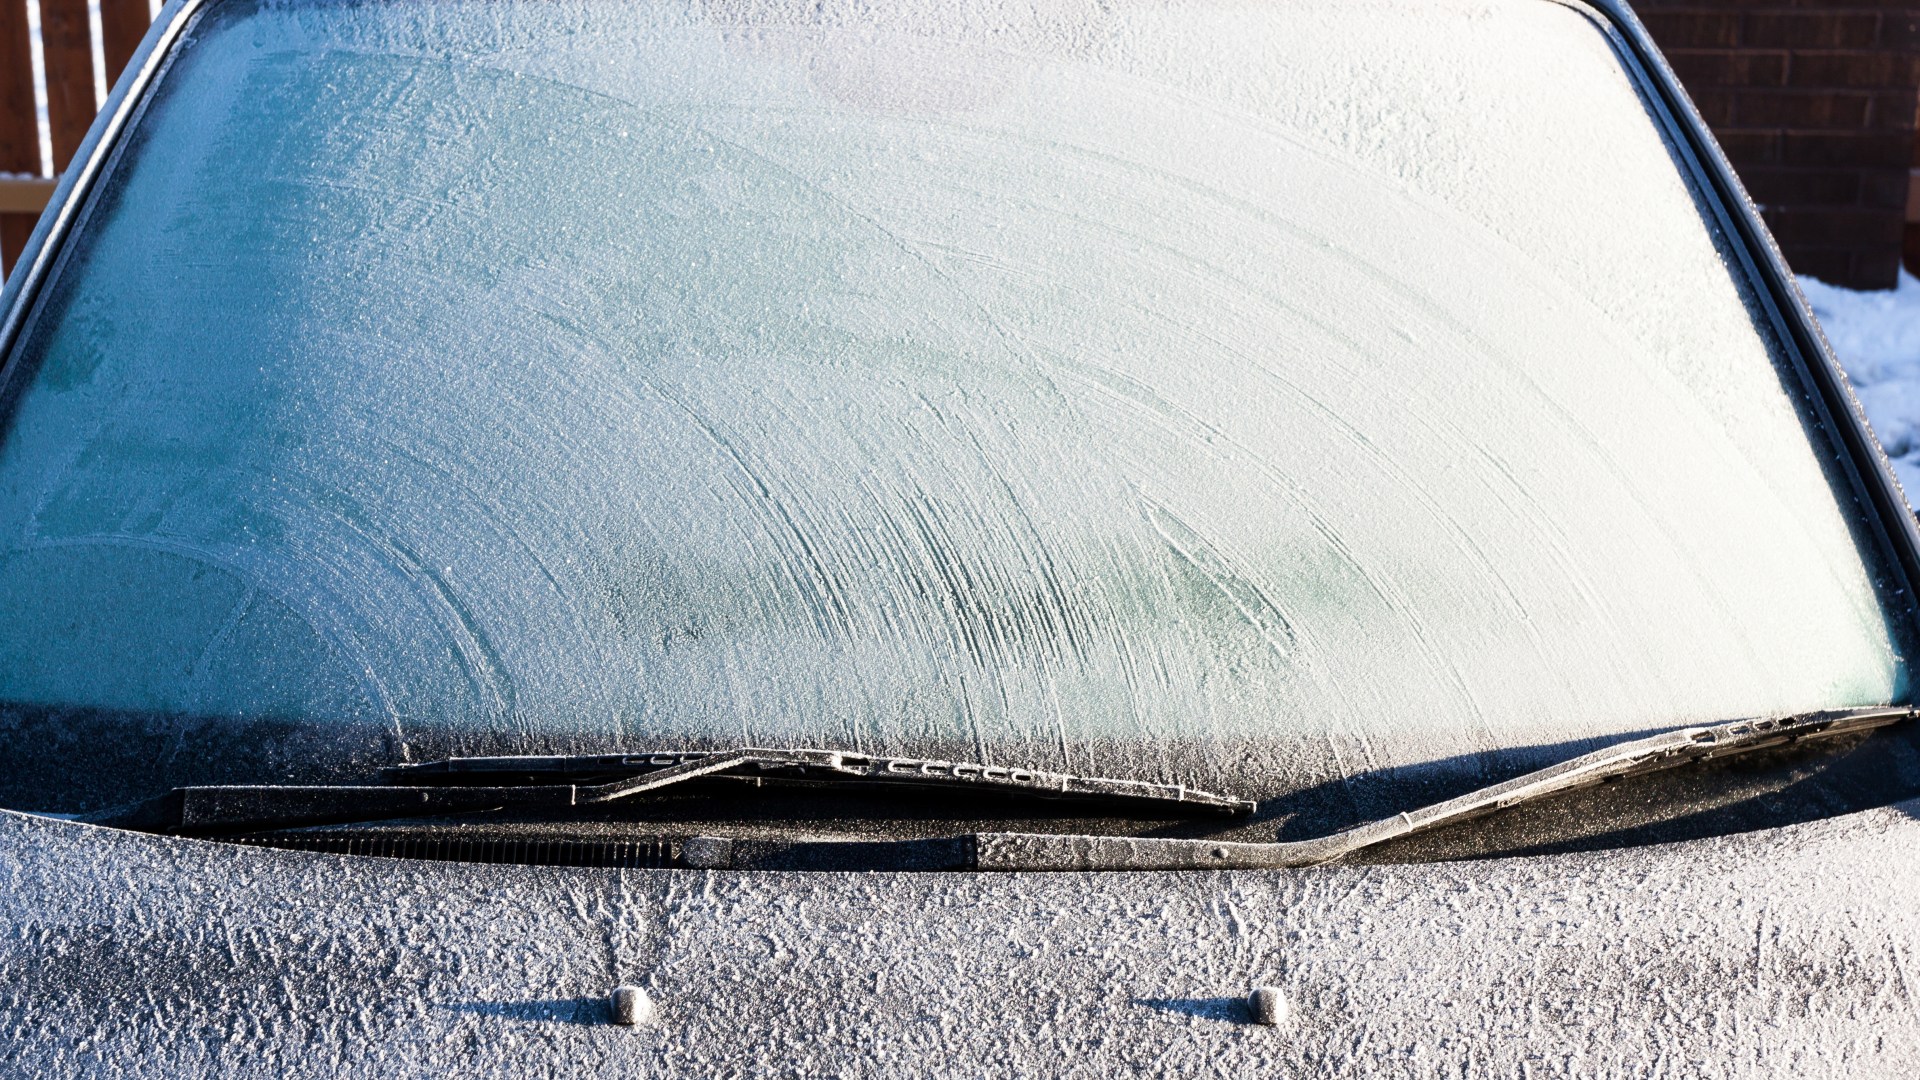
[86,708,1913,869]
[91,747,1255,834]
[971,706,1917,870]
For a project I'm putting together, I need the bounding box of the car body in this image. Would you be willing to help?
[9,796,1920,1076]
[5,0,1920,1074]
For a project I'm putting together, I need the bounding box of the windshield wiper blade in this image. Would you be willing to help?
[91,709,1911,863]
[94,747,1255,834]
[971,706,1918,871]
[391,748,1253,813]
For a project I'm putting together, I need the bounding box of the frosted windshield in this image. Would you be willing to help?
[0,0,1908,808]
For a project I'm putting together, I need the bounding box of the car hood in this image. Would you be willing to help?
[3,807,1919,1077]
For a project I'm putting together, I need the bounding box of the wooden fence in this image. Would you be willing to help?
[1,0,156,280]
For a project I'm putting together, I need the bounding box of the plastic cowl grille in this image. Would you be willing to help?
[222,833,678,868]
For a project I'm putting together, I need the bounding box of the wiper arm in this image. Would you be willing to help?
[94,748,1255,834]
[391,748,1253,815]
[973,706,1917,870]
[88,709,1912,867]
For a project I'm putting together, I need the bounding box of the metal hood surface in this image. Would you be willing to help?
[4,807,1919,1077]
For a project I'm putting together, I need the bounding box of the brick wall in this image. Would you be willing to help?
[1631,0,1920,289]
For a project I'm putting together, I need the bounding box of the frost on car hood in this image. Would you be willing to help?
[0,0,1906,810]
[8,805,1920,1076]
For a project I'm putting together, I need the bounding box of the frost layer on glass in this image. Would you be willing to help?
[0,0,1908,808]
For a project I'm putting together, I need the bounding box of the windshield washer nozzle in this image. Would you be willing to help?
[1249,985,1288,1026]
[610,985,653,1027]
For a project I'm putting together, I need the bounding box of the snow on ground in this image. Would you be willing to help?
[1801,271,1920,501]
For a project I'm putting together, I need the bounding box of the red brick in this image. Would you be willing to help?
[1858,168,1911,208]
[1737,89,1872,126]
[1783,0,1920,8]
[1692,88,1740,125]
[1,214,36,281]
[1786,51,1920,90]
[1741,167,1861,206]
[1765,206,1904,245]
[1716,129,1785,164]
[1669,49,1790,87]
[1786,247,1856,284]
[1881,13,1920,48]
[1746,12,1882,49]
[1631,0,1750,8]
[1782,130,1912,167]
[1852,248,1904,287]
[1865,88,1920,129]
[1642,11,1742,47]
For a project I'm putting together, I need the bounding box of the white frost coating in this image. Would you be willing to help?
[0,0,1905,805]
[6,806,1920,1076]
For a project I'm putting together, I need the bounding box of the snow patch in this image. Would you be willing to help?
[1801,271,1920,499]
